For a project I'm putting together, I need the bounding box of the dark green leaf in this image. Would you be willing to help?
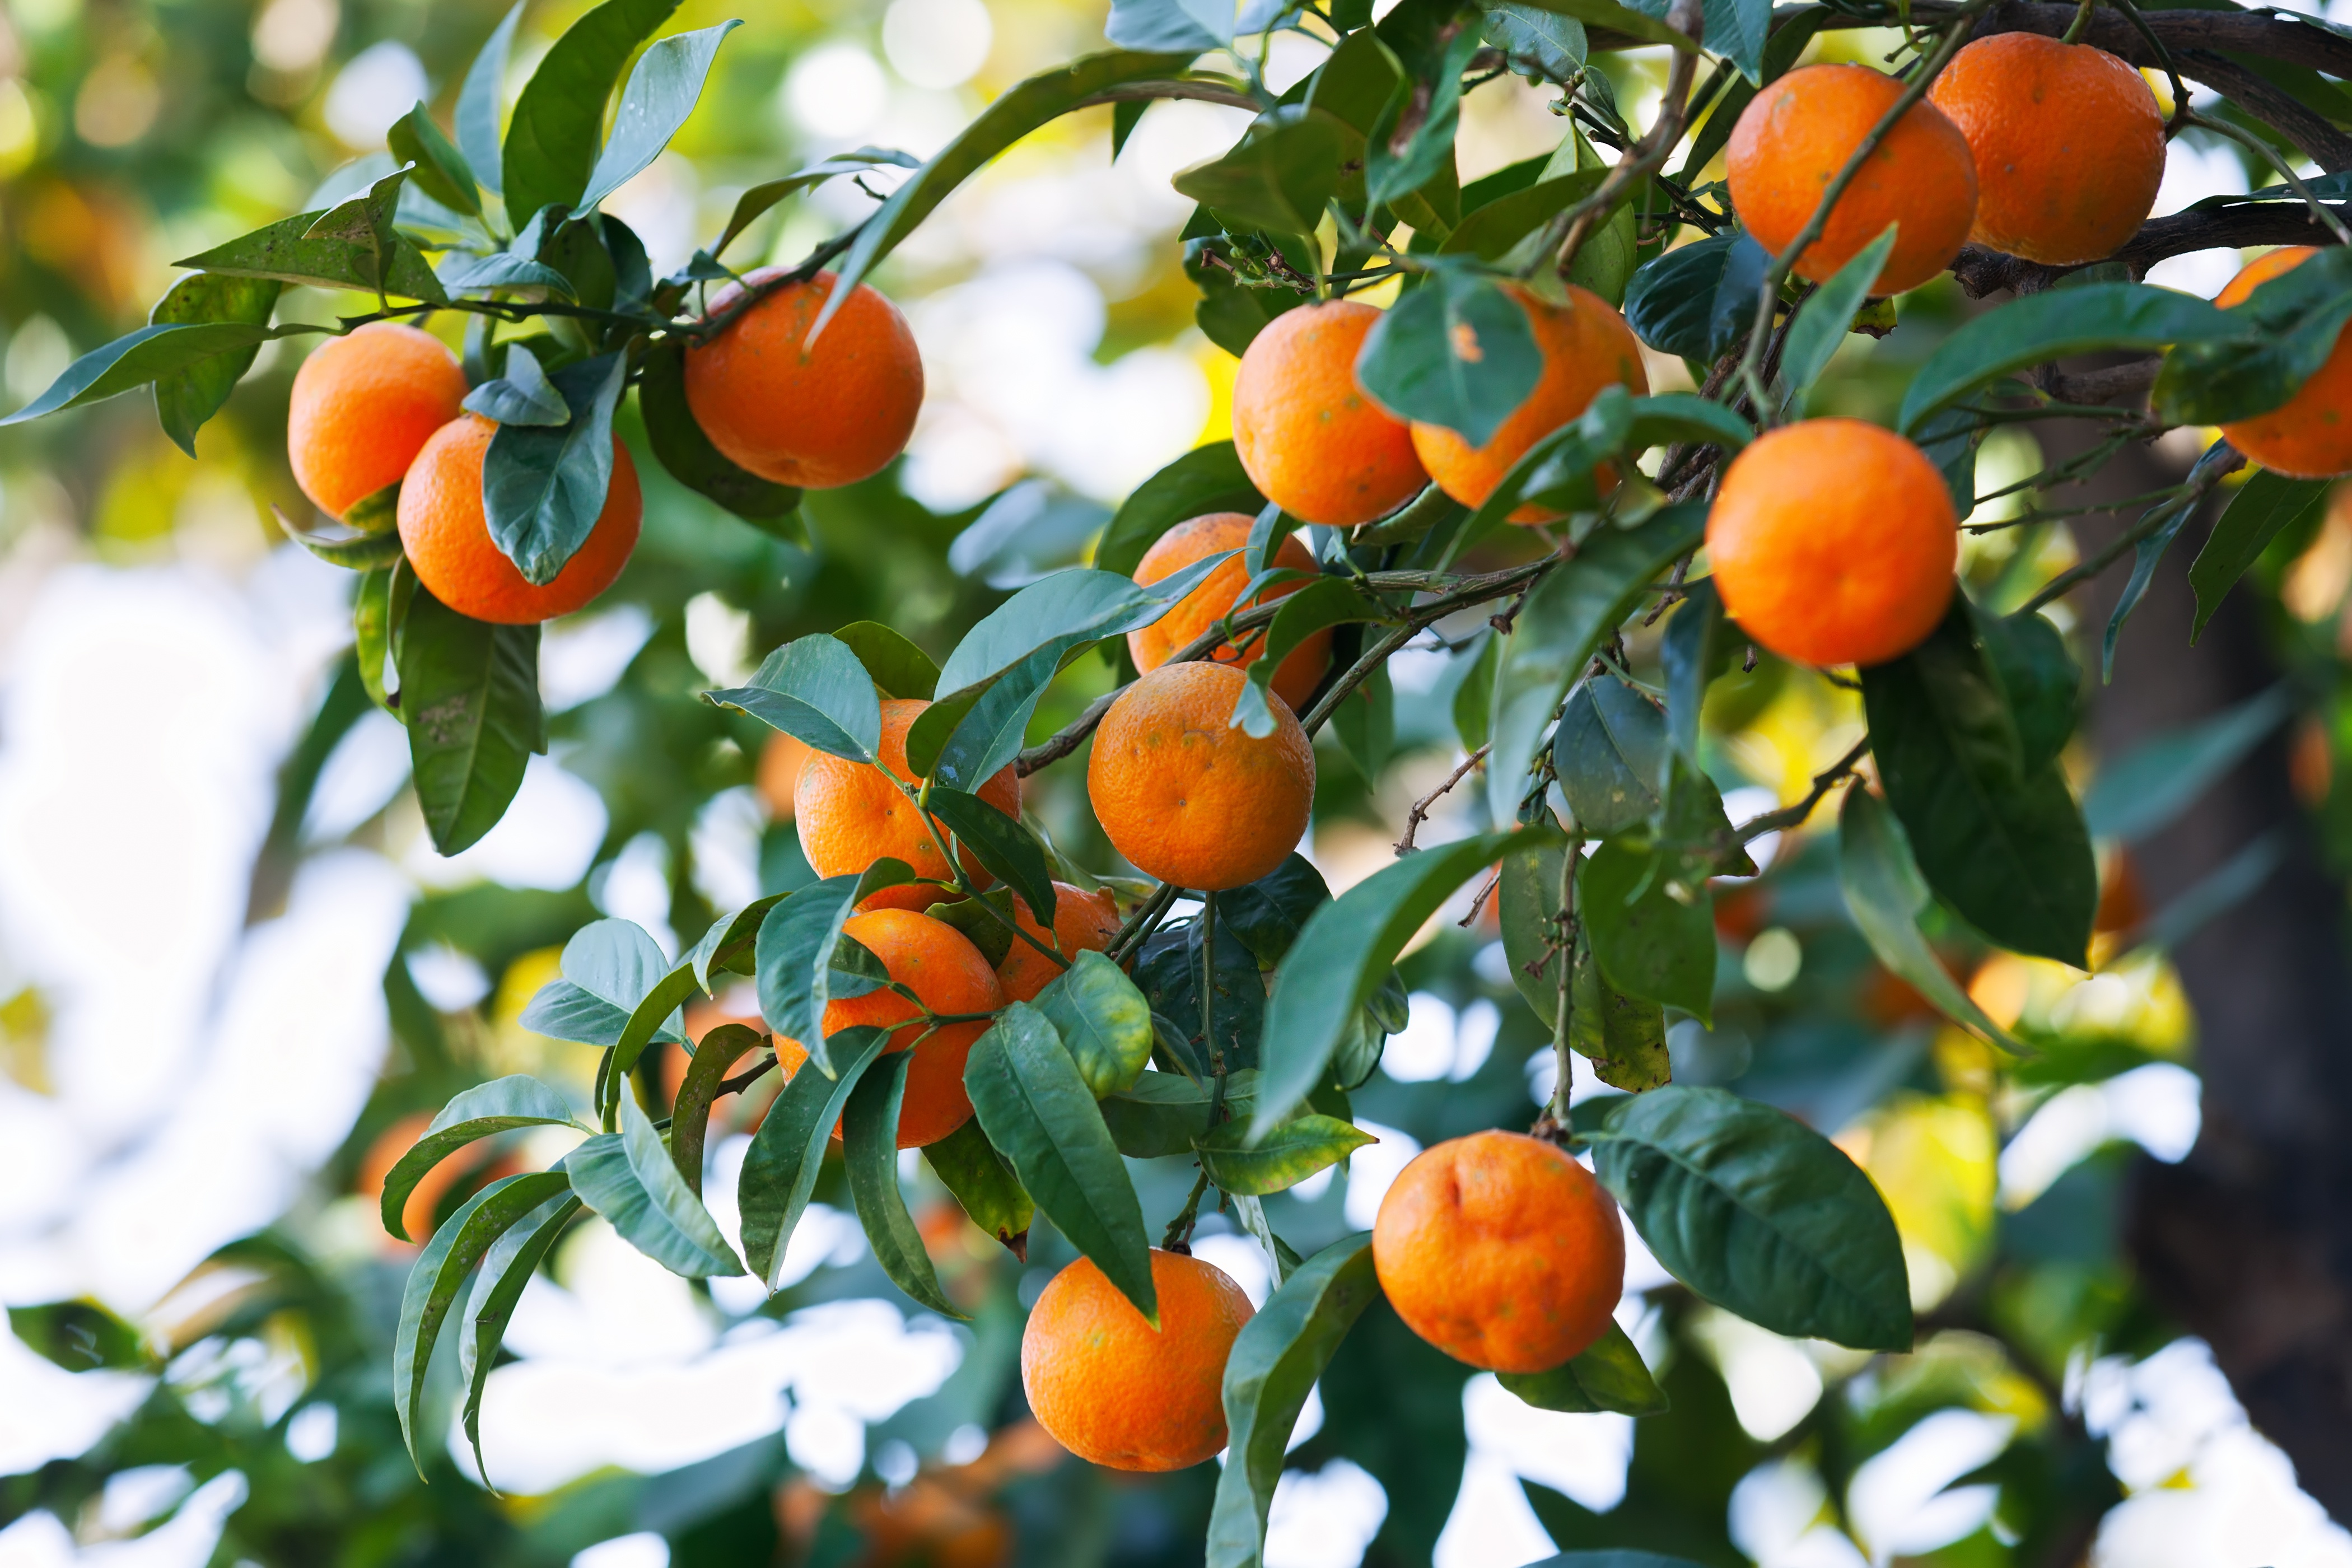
[1490,0,1697,49]
[1481,3,1585,81]
[965,1002,1158,1323]
[1,321,278,428]
[926,888,1019,968]
[458,3,522,197]
[389,102,482,216]
[2154,247,2352,427]
[354,560,407,712]
[1173,106,1346,237]
[2083,685,2293,843]
[754,866,916,1074]
[688,894,783,988]
[1356,266,1543,449]
[2189,469,2330,638]
[1108,0,1234,50]
[2102,449,2237,683]
[482,353,626,585]
[396,587,543,856]
[1205,1234,1381,1568]
[1135,916,1265,1077]
[1195,1113,1373,1196]
[707,632,885,763]
[1570,931,1672,1091]
[461,339,568,426]
[518,918,685,1050]
[1580,838,1715,1023]
[1623,393,1752,453]
[1496,1320,1669,1414]
[1592,1085,1911,1350]
[1777,225,1893,407]
[637,340,801,522]
[922,1117,1034,1258]
[1364,17,1482,216]
[148,274,280,456]
[833,620,940,699]
[1553,674,1667,838]
[1441,168,1607,262]
[1328,662,1396,783]
[1096,440,1265,576]
[1836,787,2023,1051]
[1453,632,1499,753]
[738,1028,890,1287]
[1231,578,1394,737]
[844,1054,969,1318]
[456,1192,578,1483]
[502,0,682,223]
[1496,846,1670,1091]
[437,248,577,295]
[580,21,739,208]
[925,787,1057,925]
[1622,232,1766,362]
[566,1091,744,1276]
[380,1075,580,1241]
[932,555,1234,695]
[1695,0,1770,80]
[1034,949,1155,1097]
[176,208,447,302]
[1218,854,1331,966]
[1898,283,2236,434]
[276,504,408,569]
[1972,603,2076,776]
[1100,1068,1263,1157]
[669,1023,767,1197]
[1659,575,1726,769]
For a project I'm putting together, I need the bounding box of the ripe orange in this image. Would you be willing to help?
[1705,417,1957,668]
[1231,301,1427,528]
[2215,248,2352,478]
[1929,34,2164,266]
[1403,283,1649,524]
[1020,1248,1255,1471]
[288,321,468,520]
[1128,512,1331,713]
[758,730,814,820]
[1086,661,1314,892]
[683,268,923,489]
[995,881,1122,1004]
[1371,1130,1625,1373]
[772,908,1006,1147]
[1726,63,1979,296]
[796,698,1023,912]
[396,414,642,624]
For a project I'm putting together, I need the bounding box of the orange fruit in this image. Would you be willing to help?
[1371,1130,1625,1373]
[288,321,468,520]
[1929,34,2164,266]
[396,414,641,624]
[1086,661,1314,892]
[1020,1248,1254,1471]
[759,730,814,819]
[683,268,923,489]
[1727,63,1979,296]
[995,882,1122,1003]
[1128,512,1331,713]
[2216,248,2352,478]
[1705,417,1956,668]
[772,908,1006,1147]
[1231,301,1427,528]
[796,698,1024,912]
[1403,283,1649,524]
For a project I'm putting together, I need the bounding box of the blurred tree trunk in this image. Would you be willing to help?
[2043,419,2352,1518]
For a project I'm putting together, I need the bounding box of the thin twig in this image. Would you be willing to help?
[1396,745,1491,855]
[1730,736,1872,842]
[2020,441,2244,612]
[1539,0,1706,277]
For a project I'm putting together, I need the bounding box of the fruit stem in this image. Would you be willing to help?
[1163,1169,1211,1252]
[1107,883,1181,965]
[2061,0,2096,45]
[1550,834,1583,1124]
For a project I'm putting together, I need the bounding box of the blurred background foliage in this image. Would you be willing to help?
[0,0,2341,1560]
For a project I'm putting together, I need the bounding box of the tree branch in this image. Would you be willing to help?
[1951,204,2352,298]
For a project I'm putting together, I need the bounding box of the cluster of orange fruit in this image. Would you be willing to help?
[284,271,923,625]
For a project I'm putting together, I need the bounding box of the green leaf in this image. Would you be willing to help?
[1453,632,1499,753]
[437,248,577,296]
[1553,674,1666,838]
[1696,0,1770,81]
[148,274,280,456]
[1481,3,1585,80]
[1205,1234,1382,1568]
[1440,168,1606,262]
[1217,855,1331,967]
[925,787,1057,924]
[277,505,407,570]
[2154,247,2352,427]
[636,339,801,522]
[1230,578,1394,738]
[1567,928,1672,1092]
[1486,505,1705,827]
[1623,393,1751,453]
[1580,839,1715,1023]
[579,21,739,209]
[1175,106,1346,237]
[1591,1085,1912,1350]
[1255,828,1547,1136]
[461,339,568,426]
[754,866,915,1075]
[926,888,1019,968]
[1096,440,1265,577]
[176,207,447,302]
[2101,447,2229,683]
[688,895,784,988]
[707,632,885,764]
[1,321,277,428]
[844,1053,969,1318]
[1100,1068,1264,1156]
[922,1117,1034,1258]
[1107,0,1234,50]
[379,1075,580,1241]
[738,1028,890,1287]
[1859,602,2096,966]
[394,1170,572,1467]
[2189,469,2331,639]
[1328,662,1396,783]
[1658,576,1726,771]
[669,1023,766,1197]
[354,560,407,712]
[1778,224,1893,408]
[1836,788,2024,1052]
[482,352,627,586]
[1622,232,1766,362]
[389,102,482,216]
[1195,1113,1373,1196]
[1898,283,2236,435]
[519,918,684,1049]
[1356,267,1543,450]
[965,1002,1158,1324]
[1364,17,1482,216]
[457,3,522,197]
[934,557,1231,694]
[396,587,542,856]
[1493,0,1698,48]
[566,1090,745,1277]
[1496,1320,1669,1415]
[833,621,940,700]
[820,50,1197,336]
[502,0,682,224]
[456,1191,578,1483]
[1033,949,1155,1097]
[1971,603,2076,777]
[2084,685,2293,844]
[712,148,923,258]
[1497,846,1671,1090]
[1135,916,1266,1077]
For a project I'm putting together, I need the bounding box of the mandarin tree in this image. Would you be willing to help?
[15,0,2352,1555]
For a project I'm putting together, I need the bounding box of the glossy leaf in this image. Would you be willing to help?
[1591,1085,1912,1350]
[736,1028,890,1287]
[844,1053,968,1318]
[1107,0,1233,49]
[1497,846,1670,1090]
[1231,578,1393,737]
[1356,267,1543,450]
[925,786,1057,924]
[834,621,941,700]
[1496,1320,1669,1415]
[1486,506,1705,827]
[567,1090,744,1277]
[396,587,542,856]
[1623,393,1752,453]
[934,555,1232,694]
[388,102,481,216]
[1580,839,1715,1024]
[2189,469,2330,639]
[2084,685,2293,844]
[1835,787,2023,1052]
[1499,0,1698,49]
[1034,950,1155,1096]
[379,1075,580,1241]
[1553,674,1666,838]
[1205,1234,1382,1568]
[712,147,923,256]
[1195,1114,1373,1196]
[922,1117,1034,1258]
[456,1191,578,1481]
[1327,662,1396,783]
[754,865,914,1074]
[1453,633,1499,753]
[1174,106,1346,238]
[148,274,281,456]
[502,0,680,223]
[669,1023,766,1196]
[1481,2,1585,79]
[2,321,278,428]
[520,917,685,1051]
[1972,603,2077,777]
[1777,224,1893,407]
[1622,232,1766,361]
[460,339,567,426]
[176,207,447,301]
[1135,914,1267,1077]
[456,3,521,196]
[580,21,739,209]
[688,894,784,988]
[1101,1068,1264,1156]
[1898,283,2236,434]
[707,633,885,763]
[1569,931,1672,1093]
[1440,169,1606,262]
[2155,247,2352,426]
[965,1002,1158,1323]
[1096,440,1265,576]
[1218,855,1331,966]
[353,561,405,712]
[482,353,626,585]
[1659,576,1726,770]
[437,248,577,295]
[637,340,801,522]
